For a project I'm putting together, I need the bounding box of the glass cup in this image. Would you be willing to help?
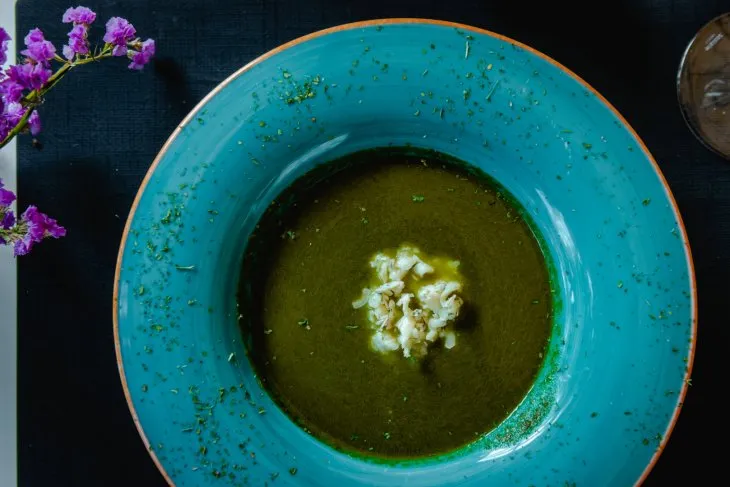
[677,13,730,159]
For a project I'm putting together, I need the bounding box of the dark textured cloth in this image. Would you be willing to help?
[16,0,728,485]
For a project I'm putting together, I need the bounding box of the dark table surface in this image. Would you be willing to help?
[15,0,729,485]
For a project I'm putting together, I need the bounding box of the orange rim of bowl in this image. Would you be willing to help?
[113,18,697,487]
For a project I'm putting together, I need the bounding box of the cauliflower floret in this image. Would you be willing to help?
[427,316,448,329]
[443,331,456,349]
[354,245,464,358]
[418,281,462,314]
[352,288,371,309]
[396,292,413,311]
[413,261,435,277]
[392,248,419,280]
[417,283,445,313]
[441,282,461,302]
[390,246,435,281]
[370,254,393,283]
[364,291,397,330]
[372,330,400,352]
[374,280,405,296]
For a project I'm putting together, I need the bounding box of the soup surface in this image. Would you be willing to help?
[239,148,553,458]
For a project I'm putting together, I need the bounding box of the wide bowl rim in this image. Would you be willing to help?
[113,17,697,487]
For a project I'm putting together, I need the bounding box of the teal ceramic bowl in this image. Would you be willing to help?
[114,19,696,486]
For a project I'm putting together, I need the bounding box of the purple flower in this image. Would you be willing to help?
[0,207,14,246]
[0,178,16,207]
[13,205,66,256]
[0,77,24,103]
[3,102,26,128]
[24,29,44,44]
[0,178,16,247]
[21,28,56,64]
[5,62,52,92]
[0,28,10,66]
[0,103,25,142]
[0,114,8,141]
[28,110,41,136]
[63,24,90,59]
[128,39,155,70]
[62,45,74,61]
[103,17,136,56]
[0,208,16,245]
[1,209,15,231]
[62,6,97,25]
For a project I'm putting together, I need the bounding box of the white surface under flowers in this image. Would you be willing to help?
[0,2,18,486]
[352,245,463,359]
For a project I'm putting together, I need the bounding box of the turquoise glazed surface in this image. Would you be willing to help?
[115,20,696,486]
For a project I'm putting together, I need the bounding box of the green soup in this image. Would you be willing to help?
[239,148,552,459]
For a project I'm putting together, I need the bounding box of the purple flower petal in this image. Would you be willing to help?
[0,178,16,206]
[0,77,24,103]
[65,24,90,56]
[1,210,15,230]
[5,62,51,92]
[27,206,66,239]
[0,27,10,66]
[62,44,75,60]
[128,39,155,70]
[21,28,56,64]
[69,23,86,39]
[103,17,136,49]
[70,36,88,55]
[0,118,8,142]
[13,205,66,256]
[21,206,45,242]
[0,208,14,246]
[25,207,42,236]
[112,44,128,57]
[62,6,97,25]
[30,63,51,89]
[24,28,44,45]
[13,238,31,256]
[0,103,25,143]
[22,42,57,64]
[28,110,41,136]
[3,102,26,127]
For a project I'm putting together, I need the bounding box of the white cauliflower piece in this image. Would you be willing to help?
[392,248,419,280]
[396,292,413,311]
[374,280,405,296]
[372,330,400,352]
[352,288,371,309]
[413,261,435,277]
[354,245,464,359]
[370,254,393,283]
[443,331,456,349]
[365,292,397,330]
[417,283,445,313]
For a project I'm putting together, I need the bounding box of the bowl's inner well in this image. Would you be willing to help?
[239,147,554,458]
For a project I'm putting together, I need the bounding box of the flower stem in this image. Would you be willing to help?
[0,47,114,149]
[24,62,72,105]
[0,108,35,149]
